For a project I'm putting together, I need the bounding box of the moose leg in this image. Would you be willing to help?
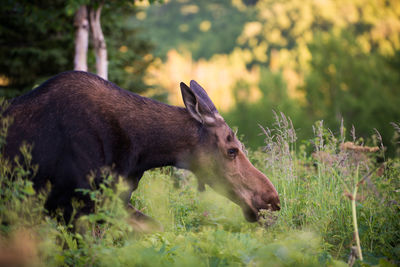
[122,171,143,205]
[45,185,94,224]
[126,204,163,233]
[124,172,163,232]
[45,186,75,223]
[44,152,95,224]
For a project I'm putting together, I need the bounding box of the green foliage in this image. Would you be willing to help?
[0,1,155,98]
[133,0,252,60]
[254,116,400,263]
[224,67,309,149]
[0,100,43,232]
[303,31,400,155]
[100,8,158,98]
[0,0,74,97]
[136,0,400,155]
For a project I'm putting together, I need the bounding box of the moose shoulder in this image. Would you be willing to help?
[4,71,280,222]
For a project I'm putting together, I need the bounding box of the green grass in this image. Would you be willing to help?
[1,104,399,266]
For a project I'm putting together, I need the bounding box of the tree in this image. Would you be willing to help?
[0,1,155,97]
[71,1,161,80]
[74,6,89,72]
[133,0,251,60]
[224,68,307,149]
[0,1,74,97]
[89,3,108,79]
[302,31,400,151]
[72,2,108,79]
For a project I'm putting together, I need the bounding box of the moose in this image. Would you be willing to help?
[3,71,280,223]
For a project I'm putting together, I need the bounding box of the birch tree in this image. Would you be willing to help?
[74,5,89,72]
[72,1,158,80]
[89,4,108,79]
[73,2,107,79]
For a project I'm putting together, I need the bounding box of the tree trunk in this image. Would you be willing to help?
[74,6,89,72]
[89,4,108,80]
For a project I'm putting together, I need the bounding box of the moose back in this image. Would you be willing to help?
[4,71,280,222]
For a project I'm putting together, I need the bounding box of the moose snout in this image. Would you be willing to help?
[255,191,281,212]
[268,194,281,211]
[241,190,280,222]
[255,173,281,212]
[236,165,281,222]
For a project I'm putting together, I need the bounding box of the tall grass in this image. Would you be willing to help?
[1,100,399,266]
[256,114,400,265]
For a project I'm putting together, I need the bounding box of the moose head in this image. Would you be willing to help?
[180,81,280,221]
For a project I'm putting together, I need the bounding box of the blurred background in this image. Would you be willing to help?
[1,0,399,154]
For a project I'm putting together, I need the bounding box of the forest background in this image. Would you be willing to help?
[1,0,400,155]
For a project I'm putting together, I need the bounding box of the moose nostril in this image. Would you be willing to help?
[270,196,281,211]
[260,194,281,211]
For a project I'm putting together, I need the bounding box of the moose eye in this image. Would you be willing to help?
[227,148,238,159]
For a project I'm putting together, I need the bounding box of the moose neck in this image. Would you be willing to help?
[126,102,202,173]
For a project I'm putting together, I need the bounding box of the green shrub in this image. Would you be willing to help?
[255,115,400,264]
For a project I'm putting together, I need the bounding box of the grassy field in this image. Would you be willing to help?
[1,108,399,266]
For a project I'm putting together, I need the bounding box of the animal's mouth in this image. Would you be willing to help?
[241,200,281,223]
[199,176,281,223]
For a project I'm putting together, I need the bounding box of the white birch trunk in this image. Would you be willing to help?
[89,4,108,80]
[74,6,89,72]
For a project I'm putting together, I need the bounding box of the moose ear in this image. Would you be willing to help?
[180,81,218,125]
